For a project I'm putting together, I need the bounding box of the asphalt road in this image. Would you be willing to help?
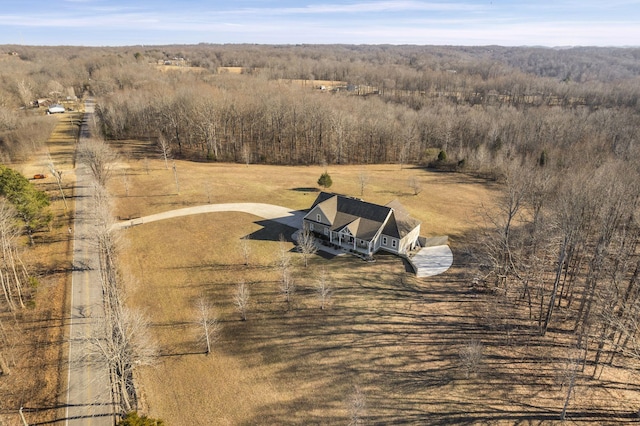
[65,100,115,425]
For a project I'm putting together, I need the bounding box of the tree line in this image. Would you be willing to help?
[478,154,640,381]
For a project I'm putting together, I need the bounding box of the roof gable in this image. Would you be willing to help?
[305,192,419,240]
[384,200,421,238]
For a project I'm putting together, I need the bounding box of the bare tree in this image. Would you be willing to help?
[239,235,251,267]
[408,176,422,196]
[0,351,9,376]
[15,79,33,110]
[122,169,129,197]
[234,281,250,321]
[280,269,295,310]
[481,161,531,292]
[459,340,484,379]
[0,318,11,375]
[297,225,317,267]
[348,385,367,426]
[277,234,292,274]
[205,181,212,203]
[0,200,29,310]
[316,268,332,310]
[88,180,157,414]
[172,160,180,194]
[47,159,68,210]
[358,171,369,196]
[79,138,118,186]
[559,348,580,421]
[195,297,221,355]
[157,134,171,169]
[242,144,252,167]
[91,307,158,413]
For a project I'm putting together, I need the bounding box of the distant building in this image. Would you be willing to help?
[47,104,65,114]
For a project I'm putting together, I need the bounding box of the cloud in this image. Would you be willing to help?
[0,0,638,46]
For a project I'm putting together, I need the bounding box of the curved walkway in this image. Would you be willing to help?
[112,203,305,230]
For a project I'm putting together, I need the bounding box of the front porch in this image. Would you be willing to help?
[312,231,373,256]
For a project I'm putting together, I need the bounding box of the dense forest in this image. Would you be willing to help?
[1,43,640,418]
[2,44,639,168]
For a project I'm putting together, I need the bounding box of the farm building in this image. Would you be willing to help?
[303,192,421,257]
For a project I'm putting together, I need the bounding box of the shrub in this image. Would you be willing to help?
[118,412,164,426]
[317,172,333,189]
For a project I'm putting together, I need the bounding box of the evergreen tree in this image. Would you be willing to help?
[317,172,333,189]
[118,412,164,426]
[0,165,52,243]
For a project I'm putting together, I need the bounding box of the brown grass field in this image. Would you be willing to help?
[109,140,640,424]
[2,125,639,424]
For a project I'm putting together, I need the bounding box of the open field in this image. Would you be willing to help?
[109,140,640,424]
[109,139,496,239]
[0,113,79,425]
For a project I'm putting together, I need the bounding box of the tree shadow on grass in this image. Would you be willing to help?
[290,187,320,193]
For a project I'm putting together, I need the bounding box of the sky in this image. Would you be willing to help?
[1,0,639,47]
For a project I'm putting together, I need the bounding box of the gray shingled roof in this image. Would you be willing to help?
[385,200,421,238]
[307,192,419,240]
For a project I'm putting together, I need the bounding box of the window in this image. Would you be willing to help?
[324,227,329,235]
[309,223,314,231]
[316,214,321,222]
[392,239,397,248]
[382,236,388,246]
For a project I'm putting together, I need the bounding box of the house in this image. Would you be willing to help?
[302,192,421,257]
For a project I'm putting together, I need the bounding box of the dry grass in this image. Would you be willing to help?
[111,140,639,424]
[217,66,246,74]
[0,114,78,425]
[110,139,496,239]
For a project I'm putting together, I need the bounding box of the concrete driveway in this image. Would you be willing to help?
[410,245,454,278]
[113,203,305,230]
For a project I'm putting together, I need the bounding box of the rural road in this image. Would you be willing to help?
[65,99,114,425]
